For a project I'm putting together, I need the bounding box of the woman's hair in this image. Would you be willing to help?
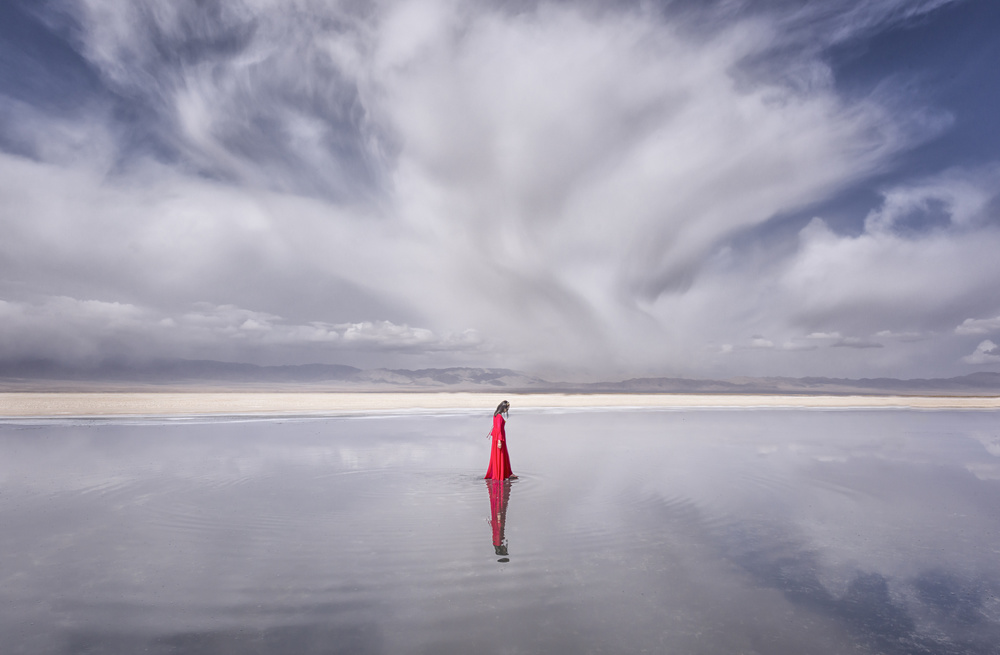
[494,400,510,416]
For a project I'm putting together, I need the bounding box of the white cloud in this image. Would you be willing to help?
[777,170,1000,334]
[0,297,479,363]
[864,166,1000,233]
[775,0,963,51]
[1,0,995,378]
[963,340,1000,365]
[875,330,925,341]
[956,316,1000,336]
[779,341,819,352]
[831,337,883,349]
[634,163,1000,377]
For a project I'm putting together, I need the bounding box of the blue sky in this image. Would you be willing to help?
[1,0,999,379]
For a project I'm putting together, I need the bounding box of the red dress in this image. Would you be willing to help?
[487,478,510,556]
[484,413,514,480]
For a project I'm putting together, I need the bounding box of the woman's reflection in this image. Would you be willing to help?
[486,478,512,562]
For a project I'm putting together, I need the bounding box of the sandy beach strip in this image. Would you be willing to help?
[1,392,999,417]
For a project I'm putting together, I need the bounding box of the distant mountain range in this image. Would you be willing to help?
[2,358,999,395]
[577,372,1000,396]
[0,358,546,391]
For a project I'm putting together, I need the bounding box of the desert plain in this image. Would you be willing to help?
[2,392,999,418]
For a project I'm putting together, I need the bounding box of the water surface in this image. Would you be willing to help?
[2,409,1000,654]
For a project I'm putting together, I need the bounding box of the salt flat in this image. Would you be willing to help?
[4,409,1000,653]
[1,392,999,417]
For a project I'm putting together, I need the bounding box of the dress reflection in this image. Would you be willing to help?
[486,478,512,562]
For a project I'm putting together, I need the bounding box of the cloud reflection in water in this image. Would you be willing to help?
[1,409,1000,653]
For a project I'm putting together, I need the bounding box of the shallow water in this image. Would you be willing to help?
[2,409,1000,654]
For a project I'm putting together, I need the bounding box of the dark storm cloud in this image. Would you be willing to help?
[1,0,998,377]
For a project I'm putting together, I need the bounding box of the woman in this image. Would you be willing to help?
[484,400,517,480]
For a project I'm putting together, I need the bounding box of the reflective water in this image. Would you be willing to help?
[2,409,1000,654]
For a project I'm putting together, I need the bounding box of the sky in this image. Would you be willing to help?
[1,0,999,380]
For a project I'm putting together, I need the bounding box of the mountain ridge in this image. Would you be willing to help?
[1,358,998,395]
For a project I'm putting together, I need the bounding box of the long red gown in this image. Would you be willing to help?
[484,413,514,480]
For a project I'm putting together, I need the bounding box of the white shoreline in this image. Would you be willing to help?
[2,392,999,417]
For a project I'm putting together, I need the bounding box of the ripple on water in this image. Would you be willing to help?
[73,477,138,497]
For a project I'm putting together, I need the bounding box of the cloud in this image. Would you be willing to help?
[775,168,1000,334]
[779,341,819,352]
[875,330,926,342]
[385,5,919,306]
[56,0,387,202]
[962,340,1000,365]
[807,332,843,340]
[956,316,1000,336]
[638,162,1000,377]
[1,0,996,377]
[173,304,483,353]
[863,166,999,234]
[0,297,479,365]
[0,296,153,362]
[832,338,883,349]
[771,0,963,51]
